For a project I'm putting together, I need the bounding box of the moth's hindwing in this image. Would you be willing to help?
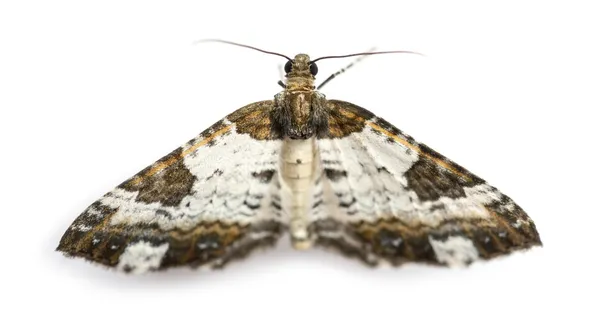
[311,100,541,267]
[57,101,286,274]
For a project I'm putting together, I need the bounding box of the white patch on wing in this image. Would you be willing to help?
[117,241,169,274]
[318,128,419,221]
[315,126,498,225]
[182,125,281,221]
[429,236,479,266]
[316,127,418,223]
[394,186,493,226]
[105,124,283,231]
[74,224,92,232]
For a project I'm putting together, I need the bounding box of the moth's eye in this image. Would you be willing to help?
[284,61,293,73]
[309,63,318,75]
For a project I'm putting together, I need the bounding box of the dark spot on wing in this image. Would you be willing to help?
[324,169,347,181]
[405,158,471,202]
[252,170,275,183]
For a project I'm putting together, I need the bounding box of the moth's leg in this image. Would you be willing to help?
[277,63,287,88]
[316,47,376,90]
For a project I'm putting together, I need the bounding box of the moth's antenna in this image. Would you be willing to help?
[195,39,293,62]
[317,47,376,90]
[312,50,423,63]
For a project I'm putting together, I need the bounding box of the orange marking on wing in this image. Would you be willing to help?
[338,108,358,119]
[486,207,524,243]
[131,124,233,185]
[366,121,470,180]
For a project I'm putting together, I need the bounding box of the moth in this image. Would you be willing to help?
[57,40,541,274]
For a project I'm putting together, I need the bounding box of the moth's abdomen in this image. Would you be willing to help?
[281,137,317,249]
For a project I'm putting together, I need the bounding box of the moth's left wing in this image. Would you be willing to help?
[311,100,541,267]
[57,101,286,273]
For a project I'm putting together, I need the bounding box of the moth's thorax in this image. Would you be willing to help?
[289,92,312,129]
[274,90,328,139]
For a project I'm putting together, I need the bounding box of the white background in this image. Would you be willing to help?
[1,1,598,313]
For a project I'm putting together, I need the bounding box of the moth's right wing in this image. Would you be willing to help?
[311,100,541,267]
[57,101,286,273]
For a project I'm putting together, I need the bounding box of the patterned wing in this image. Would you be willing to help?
[311,100,541,267]
[57,101,285,273]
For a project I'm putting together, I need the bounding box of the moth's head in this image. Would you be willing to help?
[284,54,318,78]
[283,54,318,91]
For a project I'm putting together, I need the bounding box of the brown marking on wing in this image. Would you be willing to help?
[486,205,541,247]
[324,100,371,138]
[162,223,245,267]
[57,203,122,265]
[58,217,283,270]
[60,221,244,267]
[227,100,276,140]
[404,158,482,202]
[316,215,540,266]
[119,147,196,206]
